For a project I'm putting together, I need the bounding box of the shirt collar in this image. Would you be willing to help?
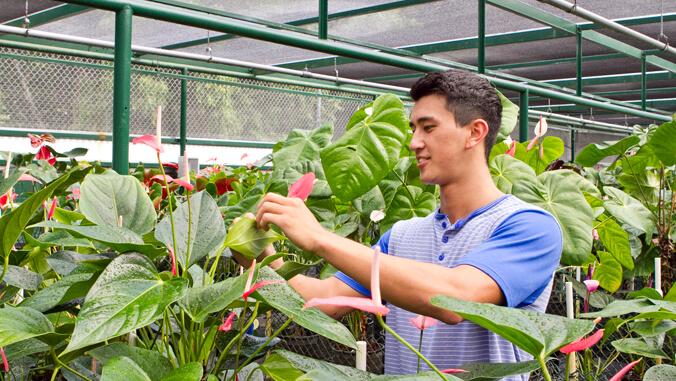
[434,194,510,230]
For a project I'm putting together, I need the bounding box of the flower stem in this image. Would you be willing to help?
[537,356,552,381]
[184,191,192,276]
[376,315,447,380]
[232,317,292,377]
[417,330,423,373]
[51,347,91,381]
[211,302,260,376]
[158,153,179,275]
[0,256,8,285]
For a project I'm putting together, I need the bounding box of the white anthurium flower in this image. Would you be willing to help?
[534,116,548,137]
[503,135,513,147]
[370,209,385,222]
[365,107,373,117]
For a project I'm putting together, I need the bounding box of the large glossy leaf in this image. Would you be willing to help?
[0,306,53,347]
[161,362,203,381]
[262,351,372,381]
[4,265,43,290]
[19,265,100,313]
[178,271,248,323]
[496,90,518,142]
[31,221,165,258]
[594,251,623,292]
[512,172,593,265]
[282,160,332,198]
[431,295,594,359]
[578,299,660,318]
[321,94,408,201]
[45,250,111,275]
[575,136,640,167]
[595,219,633,270]
[489,140,527,165]
[101,356,153,381]
[352,184,387,218]
[618,170,659,204]
[255,267,356,350]
[4,338,50,361]
[0,172,69,259]
[611,338,669,359]
[453,359,542,380]
[647,119,676,166]
[381,185,436,233]
[525,136,564,175]
[89,342,172,381]
[80,172,157,235]
[541,170,602,199]
[63,253,188,354]
[155,191,226,269]
[603,186,654,240]
[273,123,333,170]
[644,364,676,380]
[0,170,26,198]
[222,183,265,230]
[38,230,92,248]
[224,217,286,260]
[489,155,536,194]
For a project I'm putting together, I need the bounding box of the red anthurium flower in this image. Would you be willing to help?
[168,245,177,276]
[242,281,284,299]
[164,163,179,169]
[1,346,7,371]
[132,135,165,153]
[207,157,218,163]
[441,369,468,374]
[409,315,440,330]
[505,141,516,157]
[173,178,194,191]
[304,247,390,316]
[0,191,17,210]
[288,172,315,201]
[151,174,173,184]
[583,280,599,293]
[35,145,56,165]
[608,359,641,381]
[47,197,57,220]
[18,174,41,183]
[215,177,238,195]
[560,329,604,353]
[219,312,236,332]
[67,188,81,201]
[27,133,56,148]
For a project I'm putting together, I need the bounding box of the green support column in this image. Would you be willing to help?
[570,130,576,162]
[112,5,132,174]
[519,90,529,143]
[318,0,328,40]
[641,52,647,111]
[478,0,486,74]
[576,27,582,97]
[180,67,188,154]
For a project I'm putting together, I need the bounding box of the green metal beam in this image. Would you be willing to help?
[3,4,89,27]
[478,0,486,74]
[112,6,133,174]
[519,91,529,142]
[180,67,187,154]
[488,0,577,34]
[488,52,625,70]
[576,28,582,97]
[545,70,675,88]
[318,0,328,40]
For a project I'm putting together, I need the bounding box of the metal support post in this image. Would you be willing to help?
[519,90,529,143]
[112,5,132,174]
[641,52,647,111]
[570,130,576,162]
[478,0,486,74]
[180,67,188,154]
[318,0,328,40]
[576,27,582,97]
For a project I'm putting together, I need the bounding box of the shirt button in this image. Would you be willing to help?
[438,254,445,261]
[442,236,449,243]
[442,222,447,228]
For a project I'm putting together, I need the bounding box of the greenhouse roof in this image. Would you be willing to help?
[1,0,675,125]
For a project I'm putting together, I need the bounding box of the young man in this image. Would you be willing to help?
[234,70,562,378]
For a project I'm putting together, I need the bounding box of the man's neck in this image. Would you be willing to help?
[438,165,505,224]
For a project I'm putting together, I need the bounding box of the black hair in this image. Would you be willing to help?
[410,70,502,164]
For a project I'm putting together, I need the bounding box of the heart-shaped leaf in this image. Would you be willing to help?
[644,364,676,380]
[273,123,333,170]
[647,119,676,166]
[19,265,101,313]
[578,299,660,318]
[575,136,640,167]
[178,271,248,323]
[222,183,266,230]
[541,170,602,199]
[611,338,669,359]
[155,191,226,269]
[89,342,173,381]
[381,185,436,233]
[321,94,408,201]
[430,295,594,359]
[595,218,633,270]
[594,251,623,292]
[38,230,93,248]
[490,155,536,194]
[80,172,157,235]
[512,172,593,265]
[46,250,112,275]
[261,350,374,381]
[100,356,152,381]
[525,136,564,175]
[0,306,54,347]
[224,217,286,260]
[282,161,331,198]
[160,362,203,381]
[603,186,654,241]
[618,170,659,205]
[63,253,188,354]
[4,265,43,290]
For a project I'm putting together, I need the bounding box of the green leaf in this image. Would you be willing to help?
[101,356,152,381]
[255,267,357,350]
[496,89,518,142]
[80,173,157,235]
[45,250,111,275]
[260,353,306,381]
[222,183,265,230]
[0,170,26,199]
[575,136,640,167]
[273,123,333,170]
[262,350,375,381]
[563,274,614,309]
[160,362,203,381]
[453,359,542,380]
[647,119,676,166]
[603,186,654,240]
[618,170,659,204]
[489,155,536,194]
[155,191,226,269]
[431,295,594,359]
[4,338,50,361]
[621,144,660,174]
[488,141,527,165]
[381,185,436,233]
[596,218,633,270]
[0,172,70,259]
[321,94,408,201]
[611,337,669,359]
[579,299,660,318]
[595,251,623,293]
[352,185,386,218]
[89,342,173,381]
[283,161,332,198]
[4,265,43,290]
[177,272,248,323]
[628,287,664,300]
[38,230,93,248]
[512,172,593,265]
[525,136,564,175]
[0,306,54,347]
[63,253,188,354]
[644,364,676,380]
[224,217,286,260]
[19,265,100,313]
[31,221,165,258]
[543,170,602,199]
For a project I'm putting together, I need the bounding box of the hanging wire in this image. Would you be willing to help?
[547,98,552,113]
[589,108,594,121]
[205,23,213,62]
[334,57,339,80]
[658,0,669,46]
[23,0,30,31]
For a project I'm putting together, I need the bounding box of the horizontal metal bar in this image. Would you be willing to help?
[529,110,633,133]
[3,4,89,27]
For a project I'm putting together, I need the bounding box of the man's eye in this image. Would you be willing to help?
[423,125,434,131]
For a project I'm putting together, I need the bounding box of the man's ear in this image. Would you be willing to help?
[465,119,489,150]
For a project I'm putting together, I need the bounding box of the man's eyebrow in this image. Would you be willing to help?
[409,116,434,128]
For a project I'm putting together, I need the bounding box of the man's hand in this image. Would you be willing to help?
[230,213,281,270]
[256,193,328,254]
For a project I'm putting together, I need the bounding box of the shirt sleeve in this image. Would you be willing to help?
[332,229,392,297]
[457,209,562,308]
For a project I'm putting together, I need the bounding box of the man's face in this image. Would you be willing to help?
[409,94,471,186]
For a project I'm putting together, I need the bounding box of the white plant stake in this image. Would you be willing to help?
[655,258,663,297]
[565,281,576,375]
[356,341,367,371]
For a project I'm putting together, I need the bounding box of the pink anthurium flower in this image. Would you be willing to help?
[27,133,56,148]
[246,163,253,170]
[67,188,81,200]
[288,172,315,201]
[560,329,604,353]
[0,191,17,210]
[526,116,548,151]
[242,280,284,299]
[18,174,41,183]
[35,145,56,165]
[583,279,599,293]
[219,312,236,332]
[608,359,641,381]
[207,157,218,163]
[241,153,249,160]
[592,229,599,240]
[505,141,516,157]
[173,178,194,191]
[164,163,179,169]
[441,369,468,374]
[132,135,165,153]
[168,245,177,276]
[410,315,440,330]
[151,174,173,184]
[1,346,7,371]
[304,247,390,316]
[47,197,57,220]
